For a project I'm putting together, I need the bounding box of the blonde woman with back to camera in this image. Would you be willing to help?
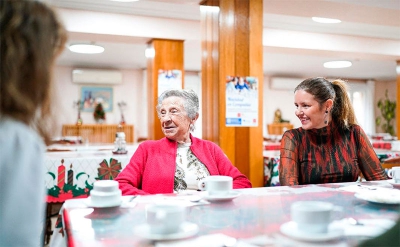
[0,1,66,246]
[279,77,388,186]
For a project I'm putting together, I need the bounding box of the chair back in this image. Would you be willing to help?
[382,157,400,170]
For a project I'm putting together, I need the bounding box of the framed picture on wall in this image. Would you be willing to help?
[81,86,113,112]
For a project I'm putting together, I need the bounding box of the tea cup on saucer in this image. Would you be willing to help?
[88,180,122,207]
[198,175,232,196]
[388,167,400,183]
[146,204,187,235]
[291,201,342,234]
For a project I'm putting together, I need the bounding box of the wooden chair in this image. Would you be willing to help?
[381,157,400,170]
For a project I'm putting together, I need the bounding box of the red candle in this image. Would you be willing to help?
[57,159,65,189]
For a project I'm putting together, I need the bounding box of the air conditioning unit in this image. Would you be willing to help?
[270,77,303,90]
[72,69,122,84]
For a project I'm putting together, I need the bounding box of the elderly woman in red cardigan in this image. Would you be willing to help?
[115,89,252,195]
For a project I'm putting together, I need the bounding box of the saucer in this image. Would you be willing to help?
[280,221,343,242]
[133,222,199,241]
[203,191,241,202]
[85,197,122,208]
[354,190,400,205]
[387,179,400,189]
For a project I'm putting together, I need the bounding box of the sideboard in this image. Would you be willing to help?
[62,124,134,143]
[267,123,294,135]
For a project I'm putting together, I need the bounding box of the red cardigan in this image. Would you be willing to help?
[115,136,252,195]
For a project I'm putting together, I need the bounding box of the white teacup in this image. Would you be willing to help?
[198,176,232,196]
[89,180,122,207]
[388,167,400,183]
[291,201,341,234]
[146,204,186,235]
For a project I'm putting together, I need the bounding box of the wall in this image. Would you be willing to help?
[52,66,144,141]
[52,67,397,141]
[263,76,397,136]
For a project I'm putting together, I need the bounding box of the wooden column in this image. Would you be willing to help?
[147,39,184,140]
[200,0,264,187]
[397,61,400,140]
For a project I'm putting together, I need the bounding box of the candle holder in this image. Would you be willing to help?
[73,100,83,125]
[117,101,127,125]
[112,125,128,154]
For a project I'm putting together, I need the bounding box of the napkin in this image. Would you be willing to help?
[155,233,258,247]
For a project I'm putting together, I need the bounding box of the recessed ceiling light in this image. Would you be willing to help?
[68,44,105,54]
[323,61,352,69]
[312,17,341,24]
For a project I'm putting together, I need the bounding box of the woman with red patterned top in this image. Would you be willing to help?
[279,77,388,186]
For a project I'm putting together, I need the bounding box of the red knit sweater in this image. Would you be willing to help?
[115,135,252,195]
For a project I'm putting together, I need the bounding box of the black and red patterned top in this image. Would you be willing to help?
[279,122,388,186]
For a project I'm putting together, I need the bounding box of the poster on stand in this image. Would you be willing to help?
[158,69,182,96]
[225,76,259,127]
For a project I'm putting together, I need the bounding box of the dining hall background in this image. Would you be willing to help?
[52,66,397,142]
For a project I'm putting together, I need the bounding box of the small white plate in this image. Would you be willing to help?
[280,221,343,242]
[85,197,122,208]
[387,179,400,189]
[133,222,199,241]
[203,191,241,202]
[354,191,400,205]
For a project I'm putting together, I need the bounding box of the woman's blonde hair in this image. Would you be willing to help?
[1,0,67,144]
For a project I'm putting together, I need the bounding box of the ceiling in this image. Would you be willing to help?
[48,0,400,81]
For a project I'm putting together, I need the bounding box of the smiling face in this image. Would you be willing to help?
[294,90,332,130]
[158,96,196,143]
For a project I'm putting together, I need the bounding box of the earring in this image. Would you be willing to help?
[324,110,328,124]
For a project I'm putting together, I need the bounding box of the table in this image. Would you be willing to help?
[45,146,136,203]
[263,149,400,187]
[263,150,280,186]
[61,181,400,247]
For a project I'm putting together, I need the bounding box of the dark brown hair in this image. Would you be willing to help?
[1,0,67,144]
[294,77,357,129]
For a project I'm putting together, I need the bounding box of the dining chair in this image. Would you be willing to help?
[381,157,400,170]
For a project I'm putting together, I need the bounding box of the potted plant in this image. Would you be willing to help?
[375,89,396,136]
[94,103,106,123]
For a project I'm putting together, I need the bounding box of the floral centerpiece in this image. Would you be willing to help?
[94,103,106,123]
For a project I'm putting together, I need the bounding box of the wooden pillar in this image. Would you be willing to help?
[397,61,400,140]
[147,39,184,141]
[200,0,264,187]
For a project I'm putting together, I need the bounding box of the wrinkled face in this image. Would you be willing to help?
[294,90,327,130]
[158,96,193,143]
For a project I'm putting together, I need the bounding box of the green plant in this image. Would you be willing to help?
[94,103,106,122]
[375,89,396,136]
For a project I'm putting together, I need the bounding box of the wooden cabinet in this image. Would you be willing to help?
[62,124,134,143]
[267,123,294,135]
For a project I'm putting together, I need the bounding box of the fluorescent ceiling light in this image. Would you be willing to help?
[69,44,105,54]
[324,61,352,69]
[312,17,341,24]
[110,0,139,2]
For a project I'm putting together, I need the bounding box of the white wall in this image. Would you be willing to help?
[263,75,301,136]
[52,66,144,141]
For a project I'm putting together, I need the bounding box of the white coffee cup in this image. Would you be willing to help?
[198,176,232,196]
[291,201,341,234]
[388,166,400,183]
[146,204,186,235]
